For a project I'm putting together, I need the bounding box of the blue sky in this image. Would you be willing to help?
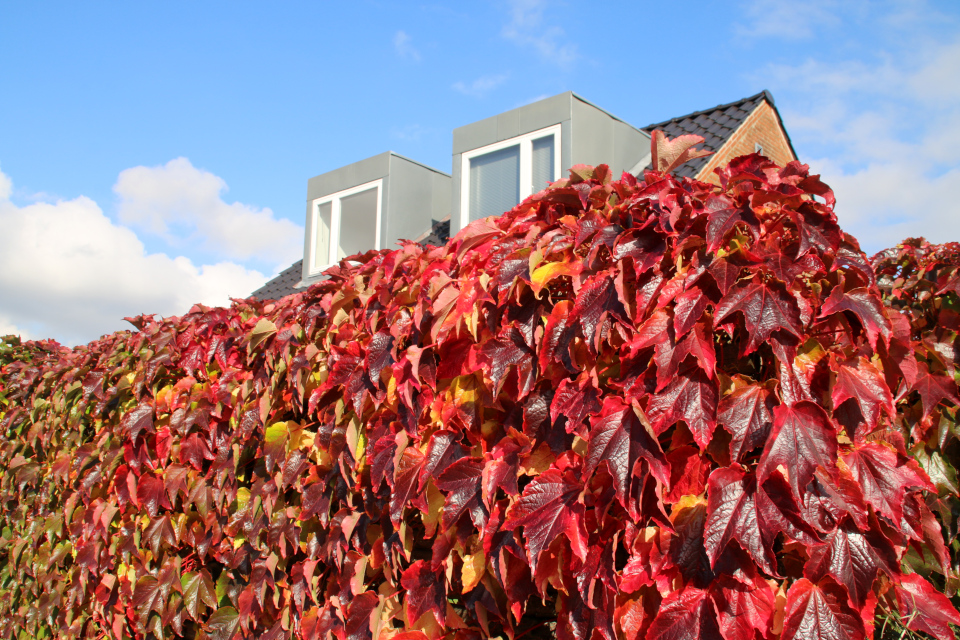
[1,0,958,345]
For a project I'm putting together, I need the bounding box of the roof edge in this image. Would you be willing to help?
[642,90,771,131]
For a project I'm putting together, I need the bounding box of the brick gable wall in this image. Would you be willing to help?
[695,101,796,184]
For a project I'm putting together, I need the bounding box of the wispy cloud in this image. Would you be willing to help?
[501,0,577,67]
[734,0,846,39]
[755,31,960,252]
[393,30,421,61]
[391,124,430,142]
[452,73,508,98]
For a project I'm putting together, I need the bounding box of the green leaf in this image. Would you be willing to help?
[263,421,290,473]
[206,606,240,640]
[248,318,277,353]
[181,570,218,620]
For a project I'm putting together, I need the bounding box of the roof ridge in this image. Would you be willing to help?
[642,90,772,131]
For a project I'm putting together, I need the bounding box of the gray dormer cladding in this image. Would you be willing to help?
[301,151,450,287]
[450,91,651,236]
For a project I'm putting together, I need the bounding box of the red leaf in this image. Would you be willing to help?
[585,397,670,506]
[436,457,485,530]
[841,442,933,524]
[650,130,712,175]
[715,279,803,356]
[646,368,718,449]
[390,447,425,527]
[782,579,865,640]
[830,358,893,431]
[365,330,395,388]
[664,445,709,503]
[121,402,155,440]
[711,575,776,640]
[757,402,838,499]
[646,587,722,640]
[136,473,170,518]
[401,561,445,626]
[673,286,711,339]
[718,382,776,462]
[803,520,896,608]
[911,361,960,419]
[818,287,891,350]
[571,271,625,354]
[705,197,757,254]
[551,375,602,436]
[894,573,960,640]
[504,467,588,573]
[346,591,380,640]
[704,466,777,575]
[418,429,465,492]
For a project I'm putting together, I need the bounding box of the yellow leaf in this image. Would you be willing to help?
[530,261,582,295]
[461,551,485,593]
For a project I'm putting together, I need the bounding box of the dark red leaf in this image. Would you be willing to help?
[718,382,776,462]
[803,519,895,608]
[715,279,803,355]
[585,397,670,506]
[390,447,425,527]
[704,466,777,575]
[401,561,445,626]
[711,575,776,640]
[664,445,709,503]
[646,587,722,640]
[136,473,170,518]
[757,402,837,499]
[818,286,891,350]
[841,442,933,524]
[782,579,864,640]
[830,358,893,431]
[436,457,485,529]
[894,573,960,640]
[504,467,588,573]
[646,368,718,449]
[911,361,960,418]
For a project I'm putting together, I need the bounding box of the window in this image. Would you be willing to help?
[460,124,561,226]
[755,142,765,156]
[309,179,382,274]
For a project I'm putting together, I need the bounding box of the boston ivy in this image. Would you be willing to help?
[1,134,958,640]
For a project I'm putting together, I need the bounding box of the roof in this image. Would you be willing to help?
[250,259,304,301]
[641,90,794,179]
[253,91,798,300]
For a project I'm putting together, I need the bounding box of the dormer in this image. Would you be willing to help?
[301,151,450,286]
[450,91,651,236]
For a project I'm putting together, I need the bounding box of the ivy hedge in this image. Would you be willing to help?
[2,134,960,640]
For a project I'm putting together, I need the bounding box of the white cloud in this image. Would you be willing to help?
[114,157,302,265]
[452,73,508,98]
[0,167,268,346]
[756,32,960,253]
[501,0,577,67]
[393,30,421,61]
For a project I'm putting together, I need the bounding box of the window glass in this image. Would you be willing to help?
[338,187,378,260]
[469,144,520,221]
[314,201,333,270]
[531,135,555,194]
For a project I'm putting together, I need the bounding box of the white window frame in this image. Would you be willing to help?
[459,124,562,228]
[308,178,383,276]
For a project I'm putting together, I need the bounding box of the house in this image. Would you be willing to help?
[251,90,796,301]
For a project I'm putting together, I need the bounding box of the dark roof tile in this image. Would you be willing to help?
[642,90,779,179]
[250,260,304,301]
